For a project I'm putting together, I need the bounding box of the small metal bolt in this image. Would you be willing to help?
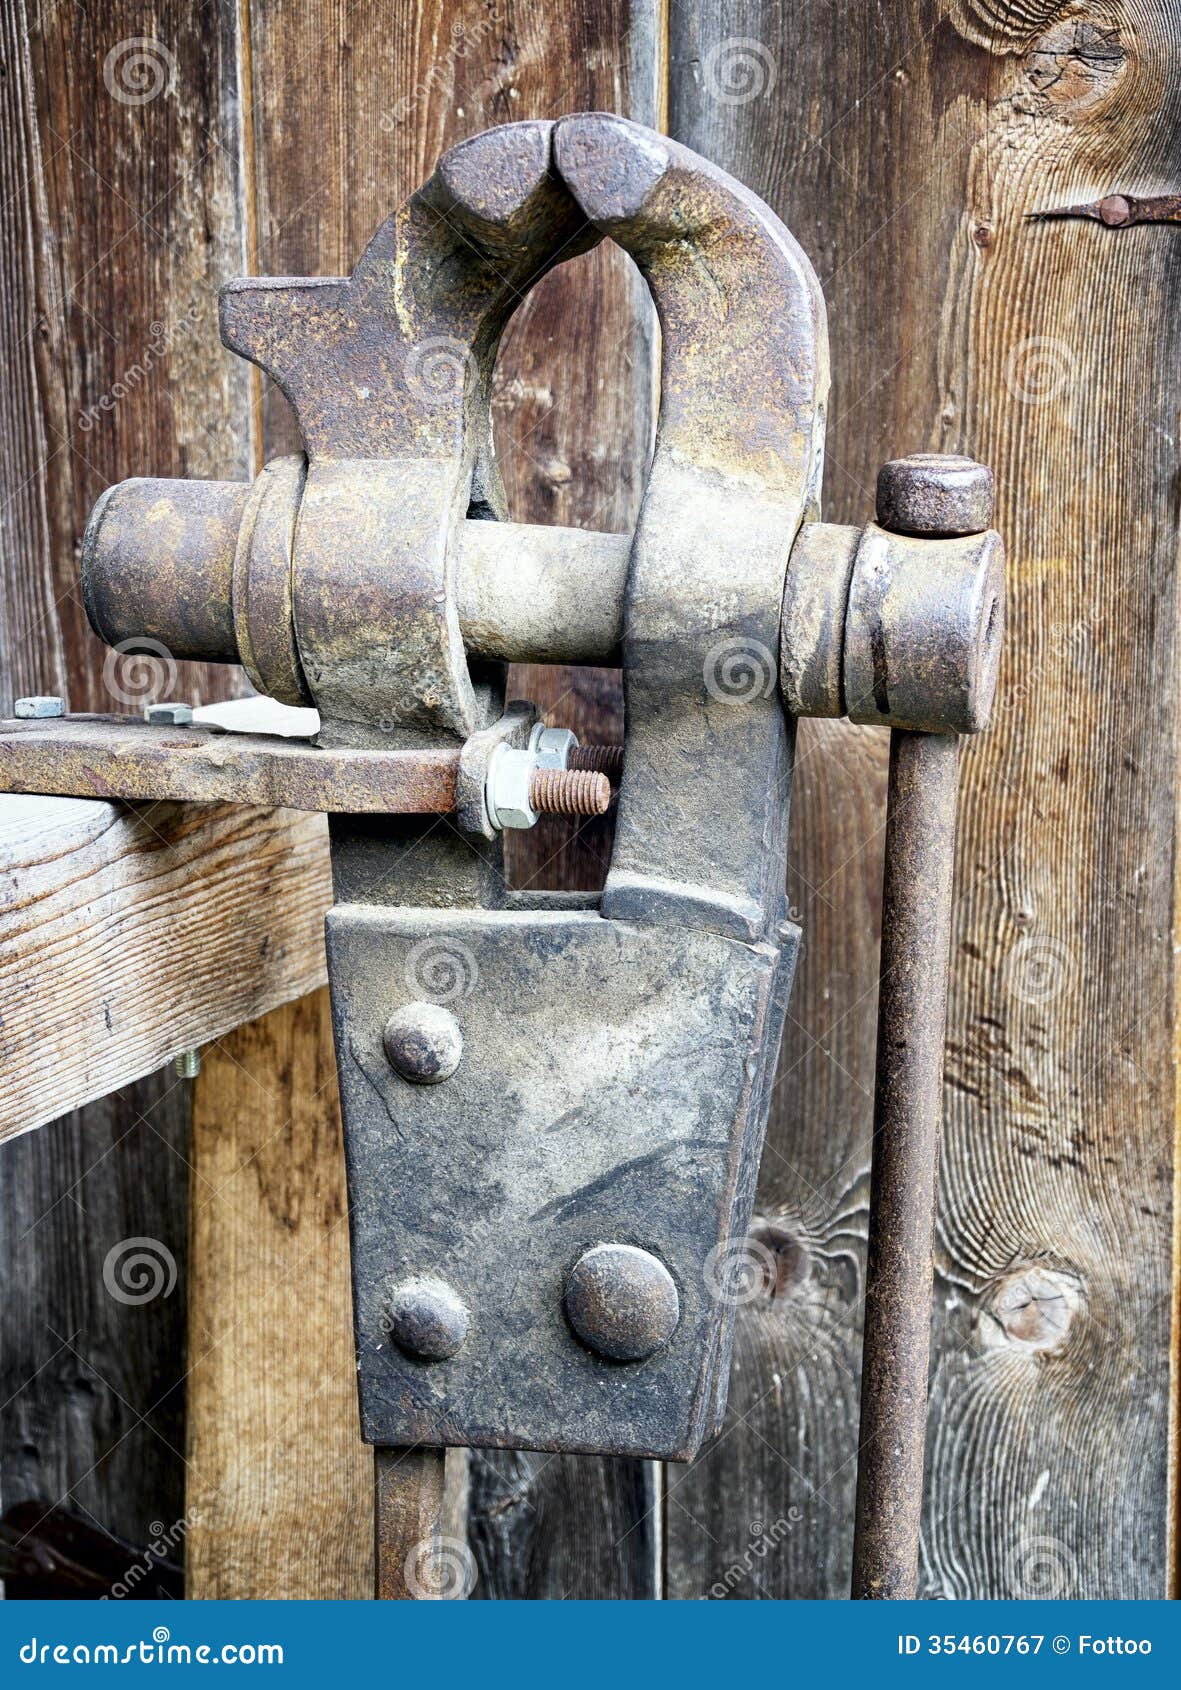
[875,454,995,538]
[486,738,609,830]
[383,1002,464,1084]
[386,1275,470,1362]
[568,744,624,783]
[564,1243,680,1363]
[175,1048,201,1079]
[144,702,194,726]
[529,767,611,817]
[14,696,64,719]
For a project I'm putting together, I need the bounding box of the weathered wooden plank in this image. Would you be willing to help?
[0,0,249,1566]
[184,990,372,1599]
[0,793,330,1140]
[666,0,1179,1600]
[180,0,665,1601]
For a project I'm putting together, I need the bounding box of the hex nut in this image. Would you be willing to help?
[144,702,194,726]
[564,1243,680,1363]
[386,1276,470,1363]
[529,722,578,769]
[14,696,65,719]
[485,742,539,830]
[875,454,995,538]
[383,1002,464,1084]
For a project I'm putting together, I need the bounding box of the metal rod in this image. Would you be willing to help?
[373,1446,447,1600]
[851,729,959,1599]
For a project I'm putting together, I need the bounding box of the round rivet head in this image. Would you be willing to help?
[875,453,995,537]
[383,1002,463,1084]
[386,1276,470,1362]
[564,1244,680,1363]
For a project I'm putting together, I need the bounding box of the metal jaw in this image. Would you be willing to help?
[310,115,823,1460]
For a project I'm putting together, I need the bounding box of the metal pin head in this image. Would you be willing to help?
[564,1244,680,1362]
[385,1276,470,1363]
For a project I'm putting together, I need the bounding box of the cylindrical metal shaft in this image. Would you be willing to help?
[851,729,958,1599]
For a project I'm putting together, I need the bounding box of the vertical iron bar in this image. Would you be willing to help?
[851,729,959,1598]
[374,1446,447,1600]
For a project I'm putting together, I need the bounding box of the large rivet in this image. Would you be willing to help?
[386,1276,470,1362]
[383,1002,463,1084]
[564,1244,680,1363]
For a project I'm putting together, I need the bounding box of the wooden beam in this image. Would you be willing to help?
[0,795,330,1140]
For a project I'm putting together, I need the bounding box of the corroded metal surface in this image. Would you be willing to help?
[875,454,995,538]
[554,114,827,940]
[852,454,995,1601]
[851,730,958,1599]
[329,904,799,1459]
[69,112,1007,1497]
[1028,191,1181,228]
[0,716,458,814]
[83,478,245,664]
[842,524,1005,734]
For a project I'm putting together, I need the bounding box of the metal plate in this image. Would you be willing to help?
[327,905,799,1460]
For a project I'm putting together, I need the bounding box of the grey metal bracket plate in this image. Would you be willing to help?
[327,905,799,1460]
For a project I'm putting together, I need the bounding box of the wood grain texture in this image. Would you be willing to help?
[666,0,1179,1600]
[0,0,249,1570]
[0,794,331,1139]
[186,0,663,1601]
[185,990,372,1599]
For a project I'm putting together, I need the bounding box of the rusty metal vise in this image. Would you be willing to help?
[4,114,1004,1597]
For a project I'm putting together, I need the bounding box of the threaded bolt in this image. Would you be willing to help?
[175,1048,201,1080]
[568,744,624,782]
[528,767,611,817]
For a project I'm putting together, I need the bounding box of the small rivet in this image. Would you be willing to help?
[383,1002,463,1084]
[385,1276,470,1362]
[14,696,64,719]
[564,1243,680,1363]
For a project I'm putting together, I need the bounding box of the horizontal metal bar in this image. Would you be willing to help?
[0,716,459,814]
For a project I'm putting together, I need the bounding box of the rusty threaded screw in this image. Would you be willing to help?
[528,767,611,817]
[568,744,624,782]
